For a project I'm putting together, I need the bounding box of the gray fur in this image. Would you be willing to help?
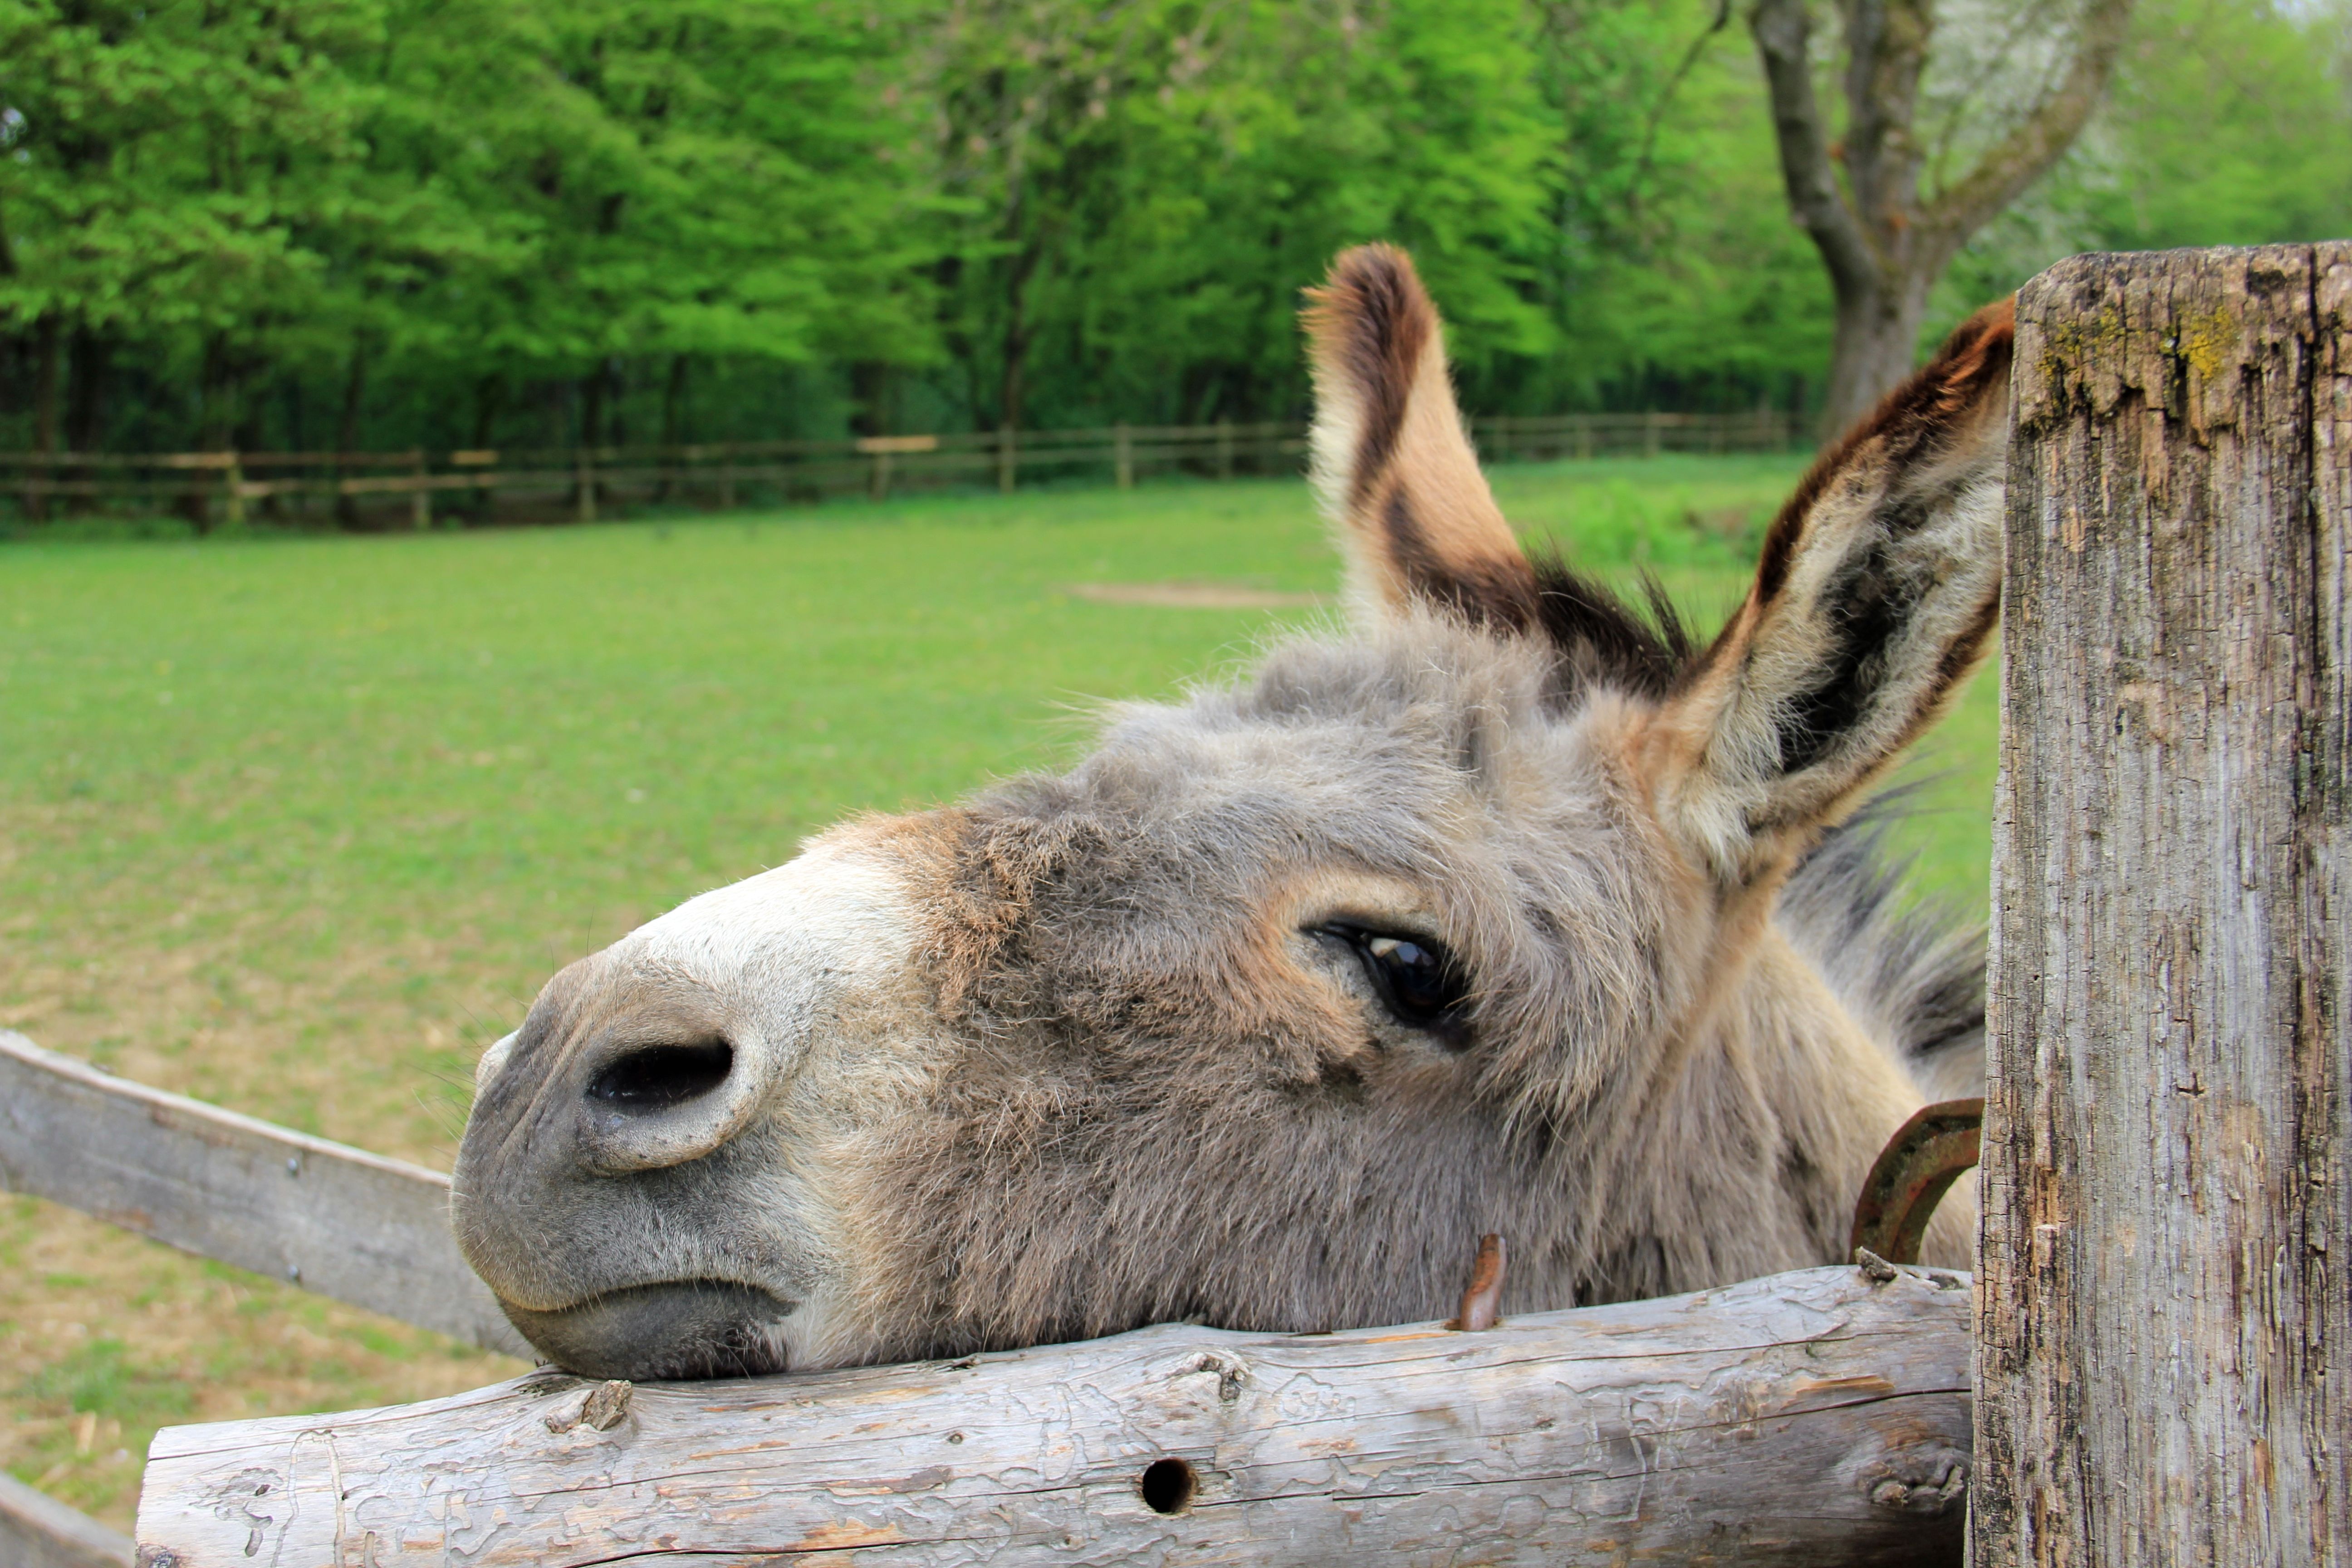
[1781,795,1988,1103]
[454,609,1989,1377]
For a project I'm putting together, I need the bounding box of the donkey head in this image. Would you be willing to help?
[454,246,2013,1380]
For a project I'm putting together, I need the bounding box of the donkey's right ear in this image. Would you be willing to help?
[1303,245,1539,628]
[1656,299,2016,885]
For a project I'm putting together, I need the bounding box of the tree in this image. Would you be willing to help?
[1515,0,1831,416]
[1747,0,2134,432]
[923,0,1558,434]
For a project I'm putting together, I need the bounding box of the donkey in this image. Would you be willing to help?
[454,245,2013,1381]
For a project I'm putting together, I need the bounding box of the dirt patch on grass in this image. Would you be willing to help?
[1067,581,1320,609]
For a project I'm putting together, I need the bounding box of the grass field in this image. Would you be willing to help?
[0,455,2000,1526]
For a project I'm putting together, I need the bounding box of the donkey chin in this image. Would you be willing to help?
[500,1282,797,1381]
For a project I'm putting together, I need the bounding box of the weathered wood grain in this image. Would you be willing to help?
[0,1031,527,1357]
[0,1472,132,1568]
[1979,243,2352,1565]
[136,1263,1970,1568]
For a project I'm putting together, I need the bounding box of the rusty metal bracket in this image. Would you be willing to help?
[1849,1097,1984,1266]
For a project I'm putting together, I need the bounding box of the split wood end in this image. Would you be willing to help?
[1448,1233,1506,1331]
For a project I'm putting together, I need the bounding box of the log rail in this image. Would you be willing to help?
[135,1264,1972,1568]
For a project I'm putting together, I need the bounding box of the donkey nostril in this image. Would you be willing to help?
[585,1040,734,1112]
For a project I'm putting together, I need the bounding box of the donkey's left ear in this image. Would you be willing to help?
[1658,298,2015,884]
[1303,245,1539,627]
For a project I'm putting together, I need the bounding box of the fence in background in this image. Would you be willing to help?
[0,410,1803,527]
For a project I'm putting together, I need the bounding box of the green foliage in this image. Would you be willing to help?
[0,0,936,449]
[0,0,2345,458]
[1937,0,2352,336]
[928,0,1562,427]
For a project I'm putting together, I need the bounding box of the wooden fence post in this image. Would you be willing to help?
[1114,422,1133,489]
[575,447,597,523]
[997,423,1017,494]
[1215,417,1234,479]
[410,450,431,528]
[1977,243,2352,1565]
[220,451,245,529]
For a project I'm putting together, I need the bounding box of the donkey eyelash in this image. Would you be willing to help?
[1311,922,1475,1048]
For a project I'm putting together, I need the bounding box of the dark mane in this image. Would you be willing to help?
[1527,551,1698,704]
[1778,791,1987,1101]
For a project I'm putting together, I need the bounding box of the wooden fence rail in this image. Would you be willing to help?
[0,1471,131,1568]
[0,410,1802,526]
[0,1031,524,1358]
[133,1265,1972,1568]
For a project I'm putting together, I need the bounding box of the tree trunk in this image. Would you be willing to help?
[334,338,368,529]
[998,243,1040,444]
[198,333,235,451]
[998,323,1029,446]
[29,314,60,455]
[576,369,604,514]
[470,373,504,450]
[657,354,687,501]
[182,333,239,534]
[660,353,687,446]
[26,313,59,523]
[849,359,890,438]
[578,370,603,450]
[1749,0,2135,438]
[232,375,271,519]
[63,325,108,453]
[1977,243,2352,1565]
[603,358,626,447]
[1822,268,1940,436]
[468,374,505,522]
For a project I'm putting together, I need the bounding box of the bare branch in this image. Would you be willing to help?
[1748,0,1881,299]
[1628,0,1731,212]
[1922,0,2134,249]
[1921,2,2049,195]
[1839,0,1931,235]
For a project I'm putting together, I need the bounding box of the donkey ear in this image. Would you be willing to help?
[1658,298,2016,883]
[1303,245,1538,626]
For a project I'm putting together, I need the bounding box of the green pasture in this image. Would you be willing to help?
[2,446,2002,1168]
[0,455,2000,1524]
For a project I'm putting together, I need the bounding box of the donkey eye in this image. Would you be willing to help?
[1317,925,1472,1044]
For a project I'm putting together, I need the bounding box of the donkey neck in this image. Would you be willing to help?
[1580,918,1932,1302]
